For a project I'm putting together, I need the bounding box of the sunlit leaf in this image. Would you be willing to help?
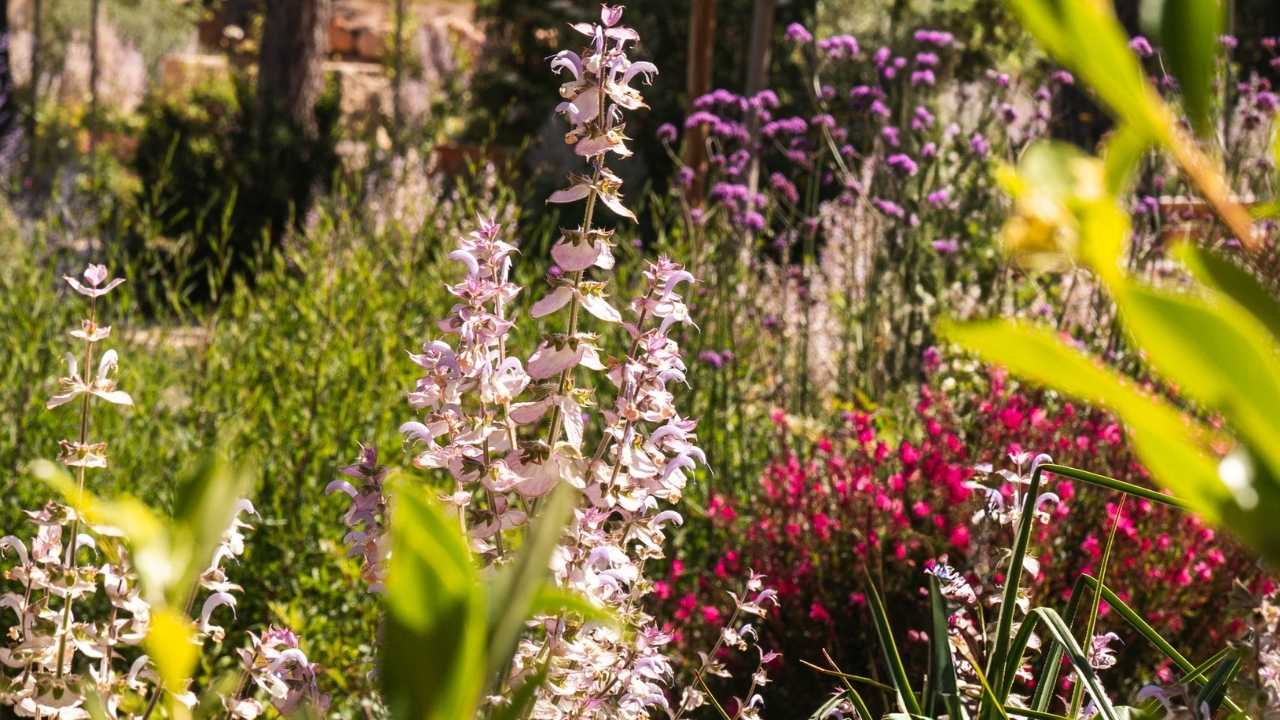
[1142,0,1223,136]
[381,479,486,720]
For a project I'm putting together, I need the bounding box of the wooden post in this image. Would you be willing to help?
[744,0,775,196]
[682,0,716,203]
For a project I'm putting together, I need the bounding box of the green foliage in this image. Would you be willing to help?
[381,478,605,720]
[381,479,487,720]
[945,0,1280,565]
[34,450,253,719]
[1140,0,1223,137]
[124,75,342,302]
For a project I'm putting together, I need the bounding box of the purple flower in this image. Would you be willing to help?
[913,29,954,47]
[684,111,720,129]
[751,89,780,109]
[785,22,813,44]
[911,105,935,131]
[601,4,625,27]
[656,123,677,143]
[698,350,725,369]
[770,172,800,204]
[742,211,766,232]
[811,113,836,129]
[915,51,939,67]
[872,198,905,218]
[921,141,938,159]
[677,166,695,189]
[1000,102,1018,123]
[818,34,860,60]
[849,85,876,101]
[911,69,936,86]
[873,46,891,66]
[987,69,1011,88]
[762,116,808,137]
[1051,70,1075,85]
[870,99,891,119]
[887,153,918,176]
[969,132,990,158]
[1220,34,1238,50]
[881,125,900,147]
[931,238,960,253]
[927,188,950,207]
[1129,35,1154,57]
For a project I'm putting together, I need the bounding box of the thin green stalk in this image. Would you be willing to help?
[1068,497,1125,718]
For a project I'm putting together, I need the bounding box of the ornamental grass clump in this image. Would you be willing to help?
[0,264,326,719]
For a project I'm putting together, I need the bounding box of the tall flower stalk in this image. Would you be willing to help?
[340,6,767,718]
[0,265,326,719]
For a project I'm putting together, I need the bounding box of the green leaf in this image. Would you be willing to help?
[1193,648,1242,715]
[986,463,1045,705]
[1143,0,1223,137]
[1102,125,1153,195]
[1176,243,1280,342]
[1029,608,1119,720]
[526,583,615,627]
[486,483,578,685]
[927,576,964,720]
[1009,0,1169,141]
[938,319,1228,515]
[862,570,923,716]
[1075,575,1246,714]
[489,665,548,720]
[381,480,487,720]
[1039,465,1190,510]
[165,454,254,607]
[145,607,199,719]
[809,692,854,720]
[1110,277,1280,465]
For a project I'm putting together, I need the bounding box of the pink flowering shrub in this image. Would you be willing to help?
[657,356,1267,707]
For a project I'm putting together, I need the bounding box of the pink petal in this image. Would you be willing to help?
[579,293,622,323]
[551,239,601,272]
[548,184,592,205]
[530,286,574,318]
[598,192,636,221]
[527,343,582,380]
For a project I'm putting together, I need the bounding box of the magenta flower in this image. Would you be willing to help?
[785,22,813,44]
[1129,35,1154,57]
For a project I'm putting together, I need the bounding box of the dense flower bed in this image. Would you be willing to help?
[658,354,1271,708]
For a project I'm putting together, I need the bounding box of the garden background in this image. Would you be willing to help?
[1,0,1279,717]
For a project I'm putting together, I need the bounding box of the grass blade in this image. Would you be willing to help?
[927,575,962,720]
[1075,575,1244,713]
[863,569,923,716]
[1037,465,1190,510]
[1029,608,1118,720]
[1193,648,1242,716]
[986,463,1046,714]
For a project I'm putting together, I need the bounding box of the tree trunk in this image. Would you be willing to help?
[392,0,405,155]
[88,0,99,188]
[682,0,716,203]
[257,0,331,139]
[0,0,25,179]
[28,0,38,148]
